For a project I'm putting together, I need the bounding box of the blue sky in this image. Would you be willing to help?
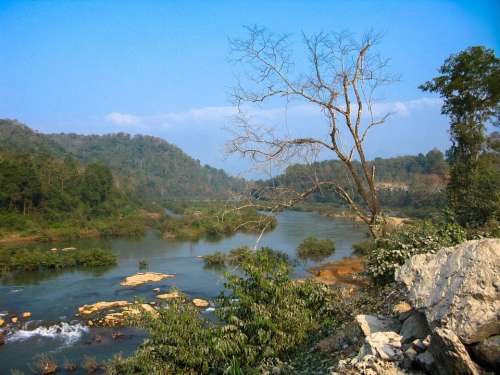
[0,0,498,176]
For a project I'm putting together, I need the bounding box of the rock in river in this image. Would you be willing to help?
[78,301,130,315]
[192,298,209,308]
[157,291,181,300]
[120,272,175,287]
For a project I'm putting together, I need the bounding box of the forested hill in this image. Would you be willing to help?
[256,150,449,215]
[0,119,245,201]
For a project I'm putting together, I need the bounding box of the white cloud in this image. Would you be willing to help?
[103,97,442,130]
[104,112,140,125]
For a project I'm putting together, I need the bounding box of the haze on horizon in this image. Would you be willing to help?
[1,0,498,177]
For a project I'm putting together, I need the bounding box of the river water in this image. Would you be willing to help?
[0,211,366,373]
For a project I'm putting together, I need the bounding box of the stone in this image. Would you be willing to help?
[78,301,129,315]
[22,311,32,319]
[112,331,124,340]
[192,298,209,308]
[396,239,500,344]
[415,351,435,372]
[103,313,124,326]
[470,335,500,371]
[399,311,430,342]
[11,316,18,323]
[411,338,428,352]
[157,291,181,300]
[315,322,362,353]
[429,328,481,375]
[0,332,4,345]
[355,314,401,336]
[393,301,412,316]
[362,331,403,361]
[402,347,418,369]
[120,272,175,287]
[337,354,410,375]
[152,287,161,293]
[0,318,4,326]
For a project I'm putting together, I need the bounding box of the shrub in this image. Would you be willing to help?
[297,237,336,261]
[109,247,338,374]
[367,221,466,283]
[0,247,117,273]
[352,240,376,256]
[202,251,227,268]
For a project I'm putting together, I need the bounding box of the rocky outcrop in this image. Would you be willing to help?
[356,314,401,337]
[428,328,481,375]
[396,239,500,344]
[333,239,499,374]
[120,272,175,287]
[470,335,500,371]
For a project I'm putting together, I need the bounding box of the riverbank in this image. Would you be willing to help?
[0,211,162,246]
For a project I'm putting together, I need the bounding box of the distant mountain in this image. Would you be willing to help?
[0,119,245,201]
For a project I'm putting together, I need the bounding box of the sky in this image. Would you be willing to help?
[0,0,498,177]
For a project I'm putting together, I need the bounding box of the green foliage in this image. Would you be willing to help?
[110,248,339,374]
[258,149,449,217]
[47,131,245,201]
[202,251,227,268]
[351,240,376,256]
[297,237,336,261]
[420,46,500,227]
[367,221,466,283]
[0,247,116,273]
[162,205,276,241]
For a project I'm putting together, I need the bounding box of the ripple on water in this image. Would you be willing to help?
[6,322,89,345]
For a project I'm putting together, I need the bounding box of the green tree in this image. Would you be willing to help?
[80,163,113,211]
[420,46,499,226]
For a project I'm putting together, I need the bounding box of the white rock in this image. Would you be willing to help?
[396,239,500,344]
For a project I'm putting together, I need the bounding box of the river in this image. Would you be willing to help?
[0,210,367,373]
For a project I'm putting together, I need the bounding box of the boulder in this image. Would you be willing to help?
[0,318,4,327]
[400,311,430,342]
[429,328,481,375]
[396,239,500,344]
[22,311,32,319]
[157,291,181,300]
[315,322,362,353]
[336,354,411,375]
[0,332,4,345]
[11,316,18,323]
[120,272,175,287]
[192,298,209,308]
[360,331,403,361]
[415,351,435,372]
[355,314,401,336]
[470,335,500,371]
[393,302,413,321]
[78,301,129,315]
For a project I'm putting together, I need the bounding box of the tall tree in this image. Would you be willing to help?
[228,28,394,237]
[420,46,499,226]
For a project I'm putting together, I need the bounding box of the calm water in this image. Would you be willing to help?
[0,211,366,373]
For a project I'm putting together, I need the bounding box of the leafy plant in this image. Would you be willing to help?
[297,237,336,261]
[367,221,466,282]
[109,247,338,374]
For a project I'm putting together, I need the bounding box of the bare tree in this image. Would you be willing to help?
[227,27,394,238]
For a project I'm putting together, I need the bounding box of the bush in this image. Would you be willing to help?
[202,251,227,268]
[351,240,376,256]
[0,247,117,273]
[297,237,335,261]
[109,247,338,374]
[367,221,466,283]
